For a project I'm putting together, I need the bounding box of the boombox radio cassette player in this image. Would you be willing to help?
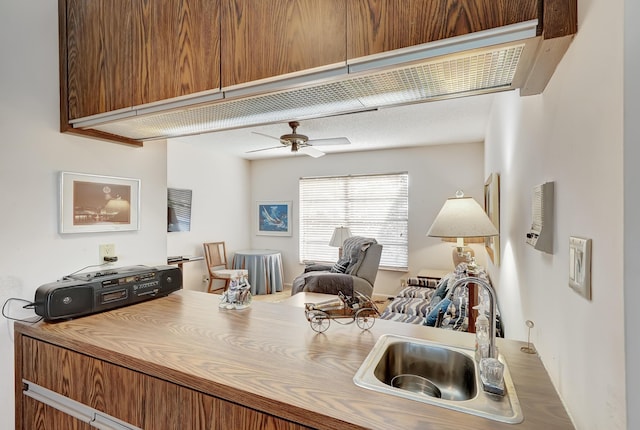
[34,265,182,321]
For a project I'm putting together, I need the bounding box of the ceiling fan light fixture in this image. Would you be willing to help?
[281,133,308,143]
[250,120,349,158]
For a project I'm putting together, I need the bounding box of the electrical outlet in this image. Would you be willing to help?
[99,244,116,262]
[202,275,209,283]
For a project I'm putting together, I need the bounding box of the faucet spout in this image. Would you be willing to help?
[449,276,498,359]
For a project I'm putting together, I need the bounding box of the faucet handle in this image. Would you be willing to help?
[480,357,505,396]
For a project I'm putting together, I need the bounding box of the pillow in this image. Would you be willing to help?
[449,296,468,331]
[429,277,450,307]
[330,259,349,273]
[424,298,451,326]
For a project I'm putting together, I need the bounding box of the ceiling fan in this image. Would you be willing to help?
[247,121,351,158]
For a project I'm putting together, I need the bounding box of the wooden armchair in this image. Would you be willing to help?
[203,242,248,293]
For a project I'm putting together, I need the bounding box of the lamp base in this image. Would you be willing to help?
[452,246,474,268]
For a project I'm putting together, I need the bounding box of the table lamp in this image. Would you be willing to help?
[427,190,498,268]
[329,226,352,258]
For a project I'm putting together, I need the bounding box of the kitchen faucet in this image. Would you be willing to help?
[448,276,498,359]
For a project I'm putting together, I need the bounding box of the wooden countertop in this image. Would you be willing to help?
[15,290,574,430]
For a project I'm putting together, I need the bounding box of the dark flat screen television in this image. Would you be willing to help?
[167,188,192,232]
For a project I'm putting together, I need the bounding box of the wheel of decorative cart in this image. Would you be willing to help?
[355,308,376,330]
[309,310,330,333]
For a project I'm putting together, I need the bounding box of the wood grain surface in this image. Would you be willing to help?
[66,0,133,120]
[346,0,540,59]
[133,0,220,106]
[16,291,575,429]
[221,0,347,87]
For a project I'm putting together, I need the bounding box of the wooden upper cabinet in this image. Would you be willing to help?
[346,0,539,59]
[133,0,221,106]
[221,0,347,88]
[66,0,133,120]
[64,0,220,120]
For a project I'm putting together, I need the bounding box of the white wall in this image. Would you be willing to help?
[484,0,626,428]
[0,1,169,428]
[250,143,487,296]
[167,139,252,290]
[624,0,640,427]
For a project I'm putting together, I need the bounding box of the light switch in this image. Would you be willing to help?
[569,237,591,300]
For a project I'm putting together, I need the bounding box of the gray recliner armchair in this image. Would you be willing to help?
[291,237,382,298]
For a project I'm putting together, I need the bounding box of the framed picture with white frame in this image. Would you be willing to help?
[59,172,141,234]
[256,201,291,236]
[484,172,500,266]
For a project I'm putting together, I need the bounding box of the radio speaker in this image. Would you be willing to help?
[159,267,182,292]
[39,286,94,320]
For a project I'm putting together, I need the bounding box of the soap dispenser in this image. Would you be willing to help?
[474,302,490,362]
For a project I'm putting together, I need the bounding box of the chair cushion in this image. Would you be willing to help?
[397,286,436,300]
[212,269,248,279]
[384,296,431,318]
[378,310,425,324]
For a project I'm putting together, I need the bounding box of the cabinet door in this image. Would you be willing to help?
[347,0,538,59]
[218,400,312,430]
[66,0,133,120]
[144,376,311,430]
[133,0,221,105]
[221,0,346,88]
[144,376,219,429]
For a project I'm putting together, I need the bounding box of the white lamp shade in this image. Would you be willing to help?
[427,196,498,238]
[329,227,353,247]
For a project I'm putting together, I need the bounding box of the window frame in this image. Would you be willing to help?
[298,172,409,270]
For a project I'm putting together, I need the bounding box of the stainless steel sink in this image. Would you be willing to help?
[353,334,523,424]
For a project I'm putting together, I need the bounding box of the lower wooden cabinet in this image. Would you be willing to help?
[23,396,92,430]
[17,336,310,430]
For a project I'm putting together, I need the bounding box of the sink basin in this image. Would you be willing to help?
[353,334,523,424]
[374,339,477,401]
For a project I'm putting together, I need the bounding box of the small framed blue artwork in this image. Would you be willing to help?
[256,201,292,236]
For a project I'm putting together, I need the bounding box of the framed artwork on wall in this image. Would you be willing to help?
[256,201,291,236]
[59,172,141,234]
[484,172,500,265]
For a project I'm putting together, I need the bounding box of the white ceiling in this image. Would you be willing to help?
[174,92,496,160]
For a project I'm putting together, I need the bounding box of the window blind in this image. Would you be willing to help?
[299,173,409,270]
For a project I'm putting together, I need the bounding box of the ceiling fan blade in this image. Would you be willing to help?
[299,146,325,158]
[307,137,351,146]
[246,145,285,154]
[252,131,283,142]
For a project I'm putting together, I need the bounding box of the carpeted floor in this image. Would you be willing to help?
[251,286,292,303]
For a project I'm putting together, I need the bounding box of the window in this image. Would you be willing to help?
[299,172,409,270]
